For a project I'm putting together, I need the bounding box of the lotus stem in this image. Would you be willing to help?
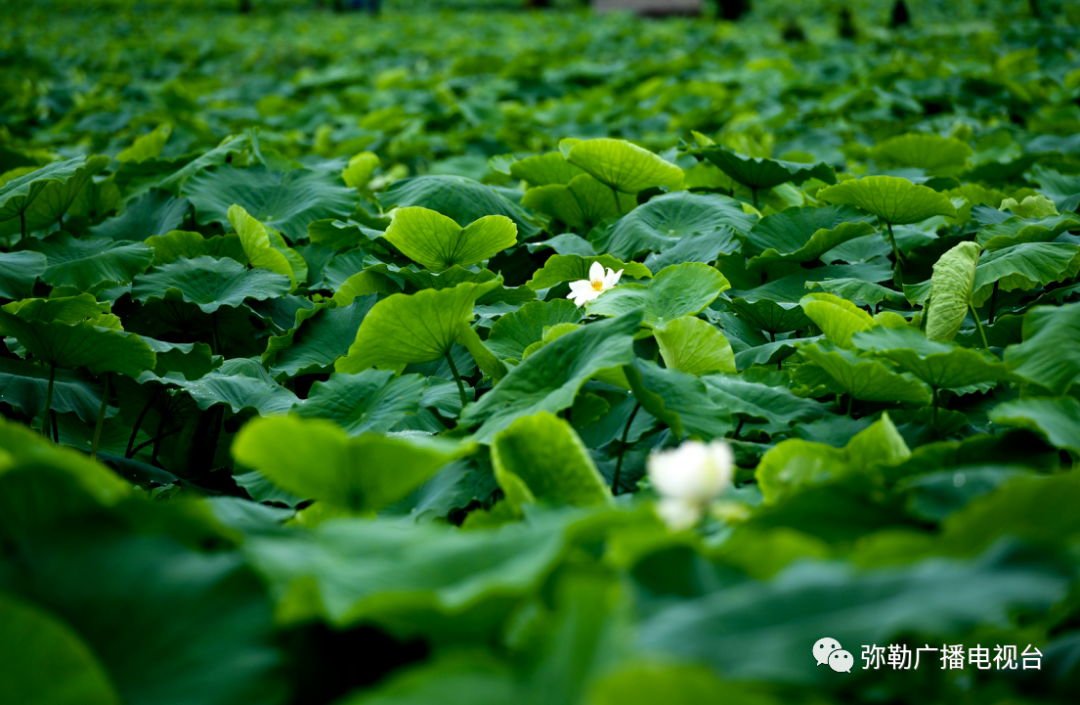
[970,304,990,350]
[610,185,622,215]
[846,394,854,417]
[732,417,745,440]
[886,222,904,286]
[612,401,641,495]
[751,188,759,210]
[41,364,57,440]
[20,211,27,241]
[90,372,110,461]
[445,350,468,408]
[126,388,159,458]
[988,281,999,324]
[210,311,222,354]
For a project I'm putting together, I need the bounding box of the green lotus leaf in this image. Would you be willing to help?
[342,151,380,190]
[23,235,153,290]
[526,254,651,290]
[227,204,299,287]
[0,417,130,502]
[116,123,172,163]
[138,336,218,381]
[977,213,1080,251]
[701,373,827,433]
[970,242,1080,307]
[586,262,730,328]
[691,146,836,192]
[131,256,291,313]
[332,270,402,305]
[242,512,568,635]
[0,519,286,705]
[510,152,584,186]
[184,165,356,243]
[383,206,517,273]
[155,357,292,416]
[336,280,500,374]
[796,342,931,404]
[756,413,909,502]
[561,137,684,193]
[1004,302,1080,395]
[746,206,876,267]
[1000,195,1057,219]
[799,292,875,348]
[491,411,610,508]
[459,311,641,443]
[144,230,247,266]
[852,325,1009,390]
[520,173,636,229]
[88,189,192,242]
[378,175,540,238]
[308,218,382,250]
[0,156,110,233]
[642,228,741,272]
[329,654,519,705]
[0,251,47,300]
[654,316,736,375]
[624,358,731,440]
[805,278,907,307]
[3,294,108,324]
[263,296,375,380]
[0,592,122,705]
[725,298,812,335]
[871,133,973,176]
[989,396,1080,455]
[233,415,470,511]
[728,261,894,304]
[0,357,108,423]
[456,322,508,383]
[1030,165,1080,213]
[595,191,756,260]
[0,310,156,377]
[484,300,582,363]
[293,369,426,435]
[926,241,980,342]
[113,133,251,199]
[817,175,957,225]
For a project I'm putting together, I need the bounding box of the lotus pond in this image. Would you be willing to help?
[2,1,1080,703]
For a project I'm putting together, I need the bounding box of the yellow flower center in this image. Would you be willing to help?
[591,279,605,291]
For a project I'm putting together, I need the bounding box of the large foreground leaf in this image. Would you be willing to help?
[596,191,755,260]
[818,175,957,225]
[491,411,610,507]
[638,543,1068,683]
[0,593,121,705]
[234,415,469,511]
[852,326,1008,390]
[1004,302,1080,395]
[586,263,729,328]
[562,138,684,193]
[185,165,356,243]
[383,206,517,273]
[24,235,154,290]
[378,175,539,237]
[131,256,291,313]
[459,311,641,443]
[336,281,499,373]
[926,241,980,343]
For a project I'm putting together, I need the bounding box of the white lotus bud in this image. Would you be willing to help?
[647,440,734,529]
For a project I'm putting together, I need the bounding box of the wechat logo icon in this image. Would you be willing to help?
[814,637,853,673]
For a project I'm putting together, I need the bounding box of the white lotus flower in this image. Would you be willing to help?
[647,440,734,530]
[567,261,622,307]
